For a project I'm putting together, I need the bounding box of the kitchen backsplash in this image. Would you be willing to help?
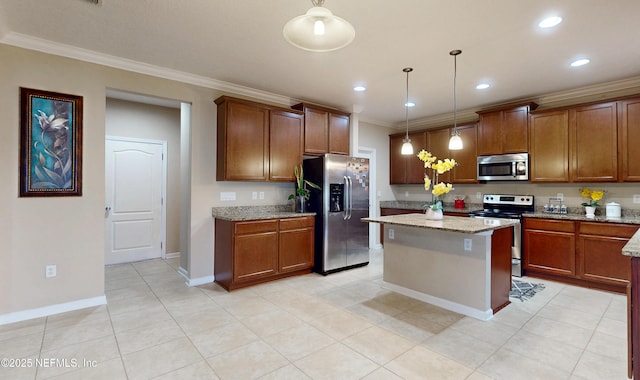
[391,182,640,210]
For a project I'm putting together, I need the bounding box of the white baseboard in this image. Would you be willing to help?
[186,275,214,287]
[165,252,180,259]
[382,281,493,321]
[176,267,214,287]
[0,295,107,326]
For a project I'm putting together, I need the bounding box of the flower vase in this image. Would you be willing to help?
[294,196,306,213]
[584,206,595,218]
[425,208,443,220]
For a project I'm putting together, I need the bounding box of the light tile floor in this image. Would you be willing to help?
[0,249,630,379]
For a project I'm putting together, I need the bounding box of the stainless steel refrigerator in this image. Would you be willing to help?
[304,154,370,275]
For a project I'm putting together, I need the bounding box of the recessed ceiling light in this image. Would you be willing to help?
[476,83,490,90]
[570,58,590,67]
[405,102,415,107]
[538,16,563,28]
[353,86,366,92]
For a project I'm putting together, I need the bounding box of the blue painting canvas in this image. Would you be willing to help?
[20,88,83,197]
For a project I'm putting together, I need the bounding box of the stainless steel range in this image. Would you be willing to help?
[468,194,535,277]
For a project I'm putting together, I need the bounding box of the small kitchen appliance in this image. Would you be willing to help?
[469,194,535,277]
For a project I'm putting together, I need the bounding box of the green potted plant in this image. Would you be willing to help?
[288,164,321,212]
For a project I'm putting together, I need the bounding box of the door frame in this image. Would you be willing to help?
[105,135,168,261]
[358,146,380,250]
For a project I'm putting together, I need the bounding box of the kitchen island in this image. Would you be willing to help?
[363,214,518,320]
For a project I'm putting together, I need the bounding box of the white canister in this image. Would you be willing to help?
[605,202,621,218]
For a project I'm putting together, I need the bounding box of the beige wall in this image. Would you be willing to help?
[105,98,182,254]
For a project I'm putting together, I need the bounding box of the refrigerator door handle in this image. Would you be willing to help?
[343,176,350,220]
[347,176,353,220]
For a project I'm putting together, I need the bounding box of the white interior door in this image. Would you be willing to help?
[105,137,166,265]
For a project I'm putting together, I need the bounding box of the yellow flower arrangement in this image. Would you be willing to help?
[580,187,605,207]
[417,150,457,210]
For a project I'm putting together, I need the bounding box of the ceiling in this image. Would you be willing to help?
[2,0,640,128]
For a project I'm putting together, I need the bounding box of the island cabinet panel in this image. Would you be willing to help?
[214,216,314,290]
[389,131,426,184]
[477,103,535,156]
[620,97,640,181]
[631,258,640,380]
[524,219,576,277]
[491,226,513,313]
[570,102,618,182]
[292,103,350,156]
[529,110,570,182]
[576,222,636,287]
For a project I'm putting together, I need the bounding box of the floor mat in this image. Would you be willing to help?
[510,278,545,302]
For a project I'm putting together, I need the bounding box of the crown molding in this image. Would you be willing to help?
[1,32,294,106]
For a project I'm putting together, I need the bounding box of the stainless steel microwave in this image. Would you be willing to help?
[477,153,529,181]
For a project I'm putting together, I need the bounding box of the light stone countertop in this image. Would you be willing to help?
[362,213,518,234]
[523,212,640,225]
[212,205,315,221]
[623,230,640,258]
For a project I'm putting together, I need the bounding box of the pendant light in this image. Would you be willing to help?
[283,0,355,52]
[448,49,463,150]
[401,67,414,155]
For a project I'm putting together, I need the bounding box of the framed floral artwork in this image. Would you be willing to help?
[19,87,83,197]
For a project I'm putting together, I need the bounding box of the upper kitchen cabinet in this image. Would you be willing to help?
[215,96,303,182]
[292,103,351,155]
[570,102,618,182]
[427,128,452,184]
[529,109,570,182]
[620,97,640,181]
[477,103,537,156]
[269,109,304,181]
[449,123,478,184]
[389,131,426,184]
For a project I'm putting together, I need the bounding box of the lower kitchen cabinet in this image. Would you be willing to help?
[524,218,637,293]
[524,219,576,277]
[214,216,314,290]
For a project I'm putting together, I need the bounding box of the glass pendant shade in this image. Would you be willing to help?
[401,140,414,155]
[448,134,463,150]
[283,5,355,52]
[448,49,463,150]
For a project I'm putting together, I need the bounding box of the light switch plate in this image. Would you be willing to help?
[556,193,564,201]
[220,192,236,201]
[634,194,640,204]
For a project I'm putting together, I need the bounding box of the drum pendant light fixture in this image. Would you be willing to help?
[401,67,414,155]
[448,49,464,150]
[283,0,355,52]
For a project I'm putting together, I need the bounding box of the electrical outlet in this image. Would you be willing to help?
[634,194,640,204]
[388,228,395,240]
[45,265,56,278]
[252,192,257,200]
[404,191,409,197]
[259,192,264,200]
[220,192,236,201]
[556,193,564,201]
[464,239,472,251]
[476,192,482,200]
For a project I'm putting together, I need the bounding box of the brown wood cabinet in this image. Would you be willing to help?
[524,218,576,277]
[570,102,618,182]
[529,110,570,182]
[477,103,536,156]
[215,96,303,182]
[524,217,637,293]
[292,103,350,155]
[389,131,426,184]
[576,222,634,287]
[214,216,314,290]
[449,123,478,184]
[620,97,640,181]
[427,128,452,183]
